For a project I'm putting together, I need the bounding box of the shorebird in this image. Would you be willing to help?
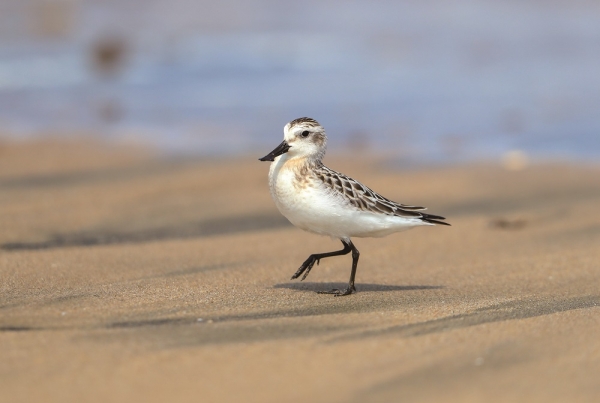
[259,117,449,296]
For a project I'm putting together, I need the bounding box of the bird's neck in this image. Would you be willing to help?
[278,154,322,170]
[269,155,322,187]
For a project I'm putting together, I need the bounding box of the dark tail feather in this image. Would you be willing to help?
[421,213,451,226]
[398,204,426,211]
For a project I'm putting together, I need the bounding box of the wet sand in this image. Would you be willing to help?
[1,141,599,402]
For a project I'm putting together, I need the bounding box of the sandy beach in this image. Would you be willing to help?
[1,140,599,403]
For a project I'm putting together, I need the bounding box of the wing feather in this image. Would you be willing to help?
[316,164,449,225]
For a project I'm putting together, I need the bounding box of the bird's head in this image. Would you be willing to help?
[259,117,327,162]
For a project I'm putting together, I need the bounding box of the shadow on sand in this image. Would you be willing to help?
[0,213,289,251]
[2,295,598,350]
[274,282,443,293]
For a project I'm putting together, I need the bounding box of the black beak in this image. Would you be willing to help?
[259,141,291,161]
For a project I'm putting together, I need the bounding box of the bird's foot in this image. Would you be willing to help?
[317,286,356,297]
[290,256,320,281]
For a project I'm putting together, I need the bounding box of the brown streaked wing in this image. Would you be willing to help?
[317,165,426,218]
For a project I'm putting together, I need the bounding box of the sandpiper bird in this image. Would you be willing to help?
[259,117,449,296]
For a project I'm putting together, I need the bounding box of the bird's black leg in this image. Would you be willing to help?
[291,240,352,281]
[317,240,359,296]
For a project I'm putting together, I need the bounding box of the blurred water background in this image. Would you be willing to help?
[0,0,599,164]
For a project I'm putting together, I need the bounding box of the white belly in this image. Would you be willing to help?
[268,158,427,239]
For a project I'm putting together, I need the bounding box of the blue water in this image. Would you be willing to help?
[0,0,599,163]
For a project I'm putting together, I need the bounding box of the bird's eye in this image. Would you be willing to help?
[301,130,310,137]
